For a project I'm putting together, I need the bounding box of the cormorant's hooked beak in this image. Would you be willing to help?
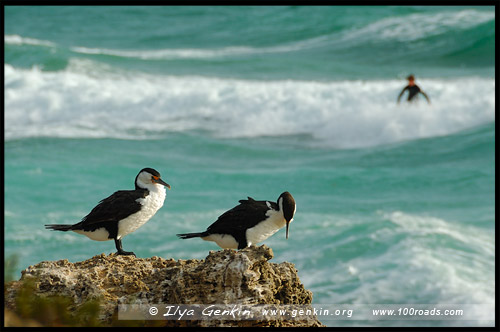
[153,176,171,189]
[285,219,291,240]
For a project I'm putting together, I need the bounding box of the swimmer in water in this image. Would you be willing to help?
[397,75,431,104]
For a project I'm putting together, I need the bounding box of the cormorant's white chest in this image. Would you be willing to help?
[117,186,166,239]
[245,207,286,246]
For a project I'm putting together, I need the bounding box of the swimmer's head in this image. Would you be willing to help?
[406,74,415,86]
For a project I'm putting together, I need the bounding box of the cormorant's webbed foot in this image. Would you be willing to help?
[117,249,136,256]
[114,238,136,257]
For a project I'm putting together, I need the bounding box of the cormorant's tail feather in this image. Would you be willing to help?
[176,232,207,239]
[45,224,73,232]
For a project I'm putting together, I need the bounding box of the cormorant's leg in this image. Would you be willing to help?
[114,238,136,257]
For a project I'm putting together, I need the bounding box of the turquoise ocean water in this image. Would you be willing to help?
[4,6,495,327]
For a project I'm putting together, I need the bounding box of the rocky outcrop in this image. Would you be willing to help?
[4,245,324,327]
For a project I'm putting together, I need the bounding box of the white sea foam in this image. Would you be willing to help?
[380,211,494,257]
[4,34,56,47]
[63,9,492,61]
[70,43,308,60]
[4,62,495,148]
[378,211,495,318]
[297,211,494,325]
[5,32,316,61]
[342,9,495,42]
[6,9,491,61]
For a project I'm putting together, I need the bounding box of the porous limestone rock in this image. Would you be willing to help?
[4,245,324,327]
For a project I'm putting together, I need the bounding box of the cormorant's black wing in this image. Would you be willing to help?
[206,197,277,234]
[73,189,148,229]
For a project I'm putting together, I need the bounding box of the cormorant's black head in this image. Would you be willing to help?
[135,168,171,190]
[278,191,296,240]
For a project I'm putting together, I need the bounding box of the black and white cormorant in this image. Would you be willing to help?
[45,167,170,256]
[177,191,296,249]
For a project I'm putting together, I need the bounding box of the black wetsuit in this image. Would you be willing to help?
[397,84,430,103]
